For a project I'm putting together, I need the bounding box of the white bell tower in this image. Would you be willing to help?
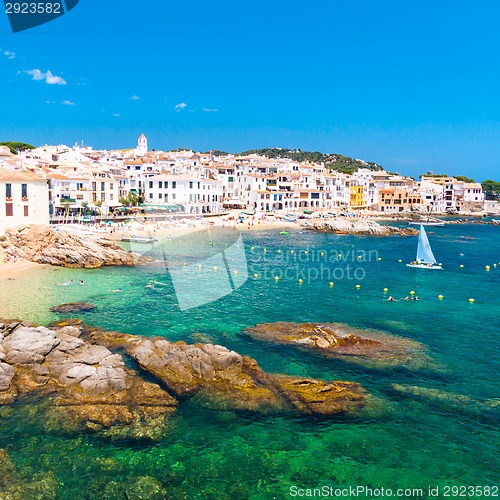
[137,133,148,154]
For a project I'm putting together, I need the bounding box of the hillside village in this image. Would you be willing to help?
[0,134,497,233]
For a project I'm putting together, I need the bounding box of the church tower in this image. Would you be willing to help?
[137,133,148,154]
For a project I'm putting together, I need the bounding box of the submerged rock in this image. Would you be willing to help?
[243,322,432,369]
[390,384,500,418]
[50,302,97,314]
[1,225,136,268]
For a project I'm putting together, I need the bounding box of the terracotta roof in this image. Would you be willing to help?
[0,167,45,182]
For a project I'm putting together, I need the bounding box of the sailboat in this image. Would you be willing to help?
[406,225,442,269]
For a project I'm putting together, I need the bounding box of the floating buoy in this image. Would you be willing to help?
[469,298,475,303]
[438,294,443,300]
[274,276,279,281]
[277,249,281,253]
[438,263,443,266]
[338,253,342,258]
[383,288,388,292]
[254,274,259,279]
[198,264,202,269]
[183,262,187,266]
[494,264,497,268]
[304,251,308,255]
[320,252,325,257]
[486,265,490,271]
[378,257,382,261]
[329,282,334,287]
[460,264,464,268]
[355,284,361,289]
[250,246,254,251]
[398,259,402,263]
[290,250,294,254]
[298,279,303,284]
[263,248,267,252]
[410,290,415,295]
[233,270,238,275]
[357,255,362,260]
[213,266,218,271]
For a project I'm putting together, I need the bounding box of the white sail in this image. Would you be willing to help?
[416,225,437,264]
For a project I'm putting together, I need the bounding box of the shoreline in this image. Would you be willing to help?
[0,259,47,280]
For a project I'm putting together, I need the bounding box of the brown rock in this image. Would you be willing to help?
[3,225,136,268]
[244,322,432,369]
[50,303,96,314]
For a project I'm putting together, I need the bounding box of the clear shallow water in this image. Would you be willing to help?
[0,224,499,498]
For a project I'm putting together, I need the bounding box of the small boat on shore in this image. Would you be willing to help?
[121,235,158,243]
[407,225,442,270]
[492,219,500,225]
[409,219,445,227]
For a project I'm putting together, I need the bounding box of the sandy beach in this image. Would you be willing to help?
[0,259,46,280]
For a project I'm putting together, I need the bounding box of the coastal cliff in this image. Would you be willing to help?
[305,219,418,236]
[1,225,136,268]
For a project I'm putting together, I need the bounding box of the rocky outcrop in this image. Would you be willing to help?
[243,322,432,369]
[306,219,418,236]
[1,225,136,268]
[0,321,177,440]
[85,329,367,416]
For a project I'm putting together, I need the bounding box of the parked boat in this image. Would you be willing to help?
[409,219,445,227]
[121,235,157,243]
[282,214,297,222]
[492,219,500,225]
[406,225,442,270]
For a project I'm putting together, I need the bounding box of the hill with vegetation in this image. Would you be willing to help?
[238,148,383,174]
[0,142,36,154]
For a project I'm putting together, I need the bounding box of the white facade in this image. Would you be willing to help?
[145,175,223,214]
[136,134,148,155]
[0,168,49,234]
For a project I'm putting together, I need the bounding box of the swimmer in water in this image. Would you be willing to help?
[79,279,84,285]
[111,288,122,293]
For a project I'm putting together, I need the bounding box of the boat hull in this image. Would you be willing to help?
[406,264,442,270]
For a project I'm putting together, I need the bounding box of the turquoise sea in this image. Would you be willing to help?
[0,223,499,499]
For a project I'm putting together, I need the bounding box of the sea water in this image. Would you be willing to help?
[0,223,498,499]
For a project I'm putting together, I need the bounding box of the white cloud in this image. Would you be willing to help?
[202,108,218,112]
[112,113,121,117]
[61,100,76,106]
[4,51,15,59]
[130,95,140,101]
[26,69,67,85]
[174,102,187,111]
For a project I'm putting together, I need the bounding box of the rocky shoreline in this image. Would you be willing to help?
[0,319,369,441]
[305,219,418,236]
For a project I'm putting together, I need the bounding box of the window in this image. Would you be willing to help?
[5,203,13,216]
[77,183,83,191]
[24,206,29,217]
[149,193,153,199]
[189,182,193,189]
[172,181,176,189]
[159,181,163,189]
[5,184,11,199]
[101,193,105,201]
[159,193,163,199]
[172,193,176,200]
[228,176,234,182]
[110,194,114,201]
[165,194,168,202]
[92,182,96,191]
[165,182,168,189]
[101,182,105,191]
[21,184,27,198]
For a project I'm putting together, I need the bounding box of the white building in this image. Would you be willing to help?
[145,175,223,214]
[0,167,49,234]
[136,134,148,155]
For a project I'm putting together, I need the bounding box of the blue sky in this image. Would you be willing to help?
[1,0,500,180]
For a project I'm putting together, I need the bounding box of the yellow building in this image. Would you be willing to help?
[349,185,364,207]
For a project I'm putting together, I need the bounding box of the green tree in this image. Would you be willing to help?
[455,175,476,183]
[481,180,500,200]
[0,141,36,154]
